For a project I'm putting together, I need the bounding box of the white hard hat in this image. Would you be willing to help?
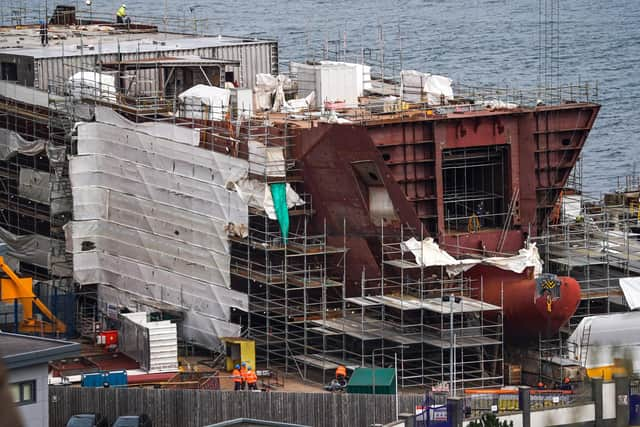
[122,4,127,7]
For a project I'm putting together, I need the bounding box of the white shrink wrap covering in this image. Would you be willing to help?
[400,70,453,105]
[70,108,249,349]
[178,84,231,121]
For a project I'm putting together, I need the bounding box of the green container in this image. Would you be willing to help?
[346,368,396,395]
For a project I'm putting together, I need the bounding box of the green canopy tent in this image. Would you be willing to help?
[346,367,396,395]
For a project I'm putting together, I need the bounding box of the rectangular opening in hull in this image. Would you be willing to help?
[442,145,509,233]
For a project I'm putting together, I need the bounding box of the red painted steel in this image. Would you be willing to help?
[294,102,599,339]
[468,265,581,339]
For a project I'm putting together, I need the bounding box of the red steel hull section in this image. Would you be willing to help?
[467,266,581,339]
[295,103,598,339]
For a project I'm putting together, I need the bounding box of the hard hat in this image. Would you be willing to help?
[247,366,252,371]
[122,4,127,8]
[235,364,240,369]
[537,382,544,387]
[564,377,570,383]
[241,362,246,366]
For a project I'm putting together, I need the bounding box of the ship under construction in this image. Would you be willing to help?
[1,5,632,392]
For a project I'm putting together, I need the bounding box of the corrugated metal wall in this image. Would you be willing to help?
[35,41,277,92]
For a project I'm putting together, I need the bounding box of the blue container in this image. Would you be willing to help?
[630,394,640,426]
[81,370,128,388]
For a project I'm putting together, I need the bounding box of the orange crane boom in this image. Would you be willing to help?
[0,256,66,334]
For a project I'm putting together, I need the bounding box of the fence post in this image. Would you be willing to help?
[518,386,531,427]
[614,374,630,427]
[447,396,463,427]
[592,377,604,427]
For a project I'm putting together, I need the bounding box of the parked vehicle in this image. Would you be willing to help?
[112,414,152,427]
[66,414,108,427]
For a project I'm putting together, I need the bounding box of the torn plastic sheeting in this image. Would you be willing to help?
[401,237,543,277]
[98,284,243,350]
[69,156,247,224]
[76,122,247,187]
[229,178,304,220]
[0,129,67,166]
[18,168,50,204]
[280,91,316,113]
[254,89,274,112]
[620,277,640,310]
[67,220,232,286]
[178,84,231,121]
[94,106,200,147]
[255,73,278,89]
[0,128,46,159]
[76,251,247,313]
[0,225,53,268]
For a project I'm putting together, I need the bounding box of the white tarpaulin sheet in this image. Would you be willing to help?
[178,84,230,121]
[568,312,640,372]
[0,128,67,163]
[18,168,50,204]
[67,72,117,103]
[99,283,242,348]
[400,70,453,105]
[562,194,583,222]
[620,277,640,310]
[70,110,249,349]
[0,128,46,159]
[254,73,295,111]
[0,225,55,268]
[229,178,305,220]
[95,106,199,147]
[248,140,287,177]
[401,237,543,277]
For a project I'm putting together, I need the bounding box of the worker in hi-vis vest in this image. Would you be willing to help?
[232,364,243,391]
[246,366,258,391]
[116,4,127,23]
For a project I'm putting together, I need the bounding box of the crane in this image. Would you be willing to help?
[0,255,66,334]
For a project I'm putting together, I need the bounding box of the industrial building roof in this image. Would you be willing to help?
[0,332,80,369]
[0,24,275,58]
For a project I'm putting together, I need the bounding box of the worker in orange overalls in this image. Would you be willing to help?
[336,365,347,385]
[240,362,248,390]
[231,364,243,391]
[246,366,258,391]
